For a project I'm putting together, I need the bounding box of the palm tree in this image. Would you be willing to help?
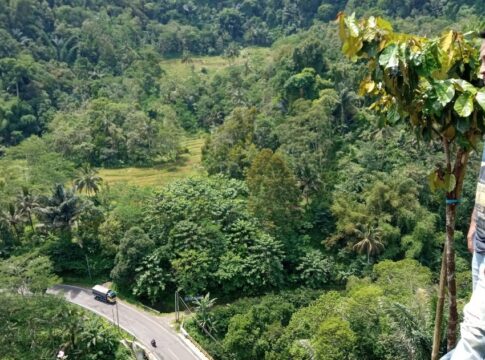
[73,165,102,196]
[0,203,24,242]
[352,224,384,264]
[57,308,83,353]
[16,186,39,233]
[383,301,432,359]
[72,234,93,280]
[36,184,84,236]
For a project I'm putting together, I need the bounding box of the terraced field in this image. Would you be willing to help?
[160,47,272,79]
[99,137,206,187]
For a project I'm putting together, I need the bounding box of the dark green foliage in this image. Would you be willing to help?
[246,149,301,236]
[111,226,155,288]
[139,176,286,297]
[296,249,335,288]
[132,246,172,304]
[202,107,258,178]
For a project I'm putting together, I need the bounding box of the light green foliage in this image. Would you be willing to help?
[284,291,343,340]
[284,68,324,103]
[194,293,218,333]
[341,284,384,356]
[0,136,74,203]
[312,317,357,360]
[373,259,432,301]
[97,184,153,231]
[223,313,258,360]
[186,289,322,359]
[276,259,434,360]
[378,299,432,360]
[0,253,59,294]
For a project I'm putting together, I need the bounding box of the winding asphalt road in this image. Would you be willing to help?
[48,285,207,360]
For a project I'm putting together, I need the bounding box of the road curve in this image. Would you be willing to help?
[48,284,207,360]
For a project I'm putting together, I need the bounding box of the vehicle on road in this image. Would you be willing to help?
[92,285,117,304]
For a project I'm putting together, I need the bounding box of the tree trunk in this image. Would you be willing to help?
[11,223,20,244]
[84,253,92,280]
[445,202,458,350]
[28,213,35,234]
[431,245,447,360]
[442,140,469,351]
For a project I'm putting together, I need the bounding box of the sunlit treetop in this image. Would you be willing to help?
[337,12,485,149]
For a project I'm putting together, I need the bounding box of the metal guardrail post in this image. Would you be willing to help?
[175,291,180,322]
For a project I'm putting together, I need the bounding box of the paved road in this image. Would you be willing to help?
[48,285,206,360]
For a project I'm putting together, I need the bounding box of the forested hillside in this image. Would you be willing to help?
[2,1,485,359]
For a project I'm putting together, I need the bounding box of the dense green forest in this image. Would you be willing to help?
[0,292,132,360]
[2,0,485,359]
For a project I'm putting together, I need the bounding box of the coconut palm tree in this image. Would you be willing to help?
[0,203,24,242]
[383,301,432,359]
[73,165,102,196]
[352,224,384,264]
[36,184,84,236]
[16,186,39,233]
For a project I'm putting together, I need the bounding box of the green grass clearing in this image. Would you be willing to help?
[99,137,206,188]
[160,47,273,80]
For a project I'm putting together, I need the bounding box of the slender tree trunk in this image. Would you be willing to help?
[431,245,447,360]
[340,100,345,131]
[445,203,458,350]
[442,139,469,351]
[11,223,20,244]
[84,253,92,280]
[28,213,35,234]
